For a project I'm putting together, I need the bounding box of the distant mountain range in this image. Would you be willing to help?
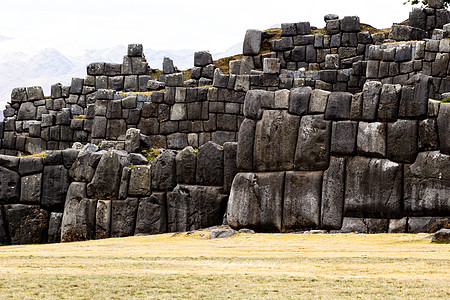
[0,35,242,120]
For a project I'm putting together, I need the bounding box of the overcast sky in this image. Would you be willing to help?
[0,0,418,55]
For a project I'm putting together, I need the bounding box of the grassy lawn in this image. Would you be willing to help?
[0,232,448,299]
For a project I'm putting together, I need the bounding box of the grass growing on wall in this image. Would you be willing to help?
[0,233,448,299]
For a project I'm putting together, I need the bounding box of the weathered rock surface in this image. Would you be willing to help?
[196,141,223,186]
[111,198,139,237]
[321,157,346,230]
[135,193,167,235]
[152,151,177,191]
[4,204,48,245]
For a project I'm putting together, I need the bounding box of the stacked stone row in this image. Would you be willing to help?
[366,39,450,98]
[0,139,238,245]
[408,0,450,37]
[189,51,216,86]
[226,75,450,233]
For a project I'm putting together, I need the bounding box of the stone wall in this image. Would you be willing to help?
[0,139,237,245]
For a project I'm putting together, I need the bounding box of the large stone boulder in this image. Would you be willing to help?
[176,146,197,184]
[345,157,402,218]
[404,151,450,216]
[135,193,167,235]
[283,171,323,231]
[152,151,177,191]
[0,166,20,203]
[87,150,127,200]
[41,165,70,210]
[294,115,331,170]
[254,110,300,171]
[398,74,431,118]
[227,172,284,232]
[48,212,63,243]
[387,120,418,163]
[357,122,386,157]
[111,198,139,237]
[362,81,382,121]
[60,182,97,242]
[4,204,48,245]
[95,200,111,240]
[243,29,262,55]
[321,157,346,230]
[128,165,151,196]
[20,174,42,204]
[237,118,256,171]
[432,228,450,242]
[196,141,224,186]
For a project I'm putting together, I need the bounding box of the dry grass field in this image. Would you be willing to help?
[0,232,449,299]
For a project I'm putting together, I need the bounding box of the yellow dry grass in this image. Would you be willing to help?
[0,233,448,299]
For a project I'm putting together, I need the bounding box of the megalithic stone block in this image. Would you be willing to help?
[135,193,167,235]
[321,157,346,230]
[111,198,139,237]
[4,204,48,245]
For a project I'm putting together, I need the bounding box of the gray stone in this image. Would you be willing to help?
[243,29,262,55]
[48,212,63,243]
[263,58,280,74]
[378,84,401,121]
[196,141,223,186]
[404,151,450,216]
[211,228,237,239]
[388,218,408,233]
[18,157,43,176]
[309,89,330,113]
[0,166,20,203]
[437,103,450,154]
[408,217,450,233]
[147,80,165,90]
[325,92,352,120]
[125,128,141,153]
[87,62,105,75]
[176,146,197,184]
[283,171,323,231]
[341,16,360,32]
[223,142,238,192]
[213,68,229,88]
[106,119,127,140]
[340,218,369,233]
[4,204,48,245]
[237,119,256,171]
[41,165,70,210]
[163,57,175,74]
[152,151,177,191]
[135,193,167,235]
[326,19,340,35]
[419,119,439,151]
[165,73,184,87]
[345,157,402,218]
[243,90,264,120]
[128,165,151,196]
[0,155,20,170]
[295,115,331,171]
[95,200,111,240]
[128,44,143,56]
[331,121,357,155]
[289,87,311,116]
[321,157,346,230]
[168,185,224,232]
[387,120,418,163]
[20,174,41,204]
[254,110,300,171]
[11,87,27,102]
[324,14,339,22]
[194,51,213,67]
[227,172,284,232]
[27,86,44,100]
[87,150,127,200]
[432,228,450,242]
[362,81,382,121]
[167,133,188,149]
[399,74,431,118]
[17,102,37,120]
[357,122,386,157]
[111,198,139,237]
[118,167,131,200]
[128,153,148,165]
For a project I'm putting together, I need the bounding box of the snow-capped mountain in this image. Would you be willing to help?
[0,34,242,120]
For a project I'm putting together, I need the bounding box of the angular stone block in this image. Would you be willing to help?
[321,157,346,230]
[152,150,177,191]
[4,204,48,245]
[378,84,401,121]
[345,157,402,218]
[362,81,382,121]
[404,151,450,216]
[111,198,139,237]
[289,87,311,116]
[283,171,323,231]
[357,122,386,157]
[168,185,224,232]
[128,165,151,196]
[135,193,167,235]
[41,165,70,210]
[294,115,331,171]
[20,174,42,204]
[196,141,223,186]
[387,120,418,163]
[176,146,197,185]
[227,172,284,232]
[398,74,431,118]
[254,110,300,172]
[331,121,357,155]
[408,217,450,233]
[48,212,63,243]
[309,89,330,114]
[324,92,352,120]
[243,29,262,55]
[237,119,256,171]
[223,142,238,192]
[95,200,111,240]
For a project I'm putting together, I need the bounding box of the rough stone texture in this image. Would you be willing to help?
[243,29,262,55]
[321,157,346,230]
[0,166,20,203]
[283,171,323,231]
[20,174,42,204]
[254,110,300,172]
[41,165,70,210]
[111,198,139,237]
[362,81,382,121]
[227,172,284,232]
[211,228,237,239]
[331,121,357,155]
[135,193,167,235]
[194,51,213,67]
[340,217,368,233]
[432,228,450,242]
[95,200,111,240]
[388,218,408,233]
[48,212,63,243]
[309,89,330,113]
[196,141,224,186]
[237,118,256,171]
[168,185,224,232]
[378,84,401,121]
[325,92,352,120]
[404,151,450,216]
[60,183,97,242]
[387,120,418,163]
[223,142,238,192]
[289,87,311,116]
[125,128,141,153]
[345,157,402,218]
[118,167,131,200]
[176,146,197,184]
[398,74,431,118]
[437,103,450,154]
[357,122,386,157]
[87,150,126,200]
[4,204,48,245]
[128,165,151,196]
[152,151,177,191]
[408,217,450,233]
[243,90,264,120]
[295,115,331,171]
